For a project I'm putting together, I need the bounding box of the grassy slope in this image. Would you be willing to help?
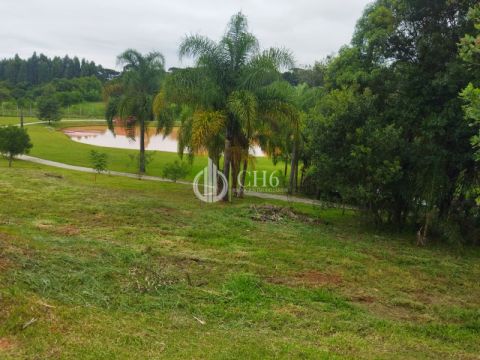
[25,123,287,187]
[0,160,479,359]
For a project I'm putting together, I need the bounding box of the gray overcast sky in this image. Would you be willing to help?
[0,0,372,70]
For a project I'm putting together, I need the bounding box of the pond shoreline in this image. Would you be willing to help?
[62,124,266,157]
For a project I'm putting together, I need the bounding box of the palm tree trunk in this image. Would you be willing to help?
[212,153,222,196]
[288,140,297,194]
[222,138,231,201]
[232,159,238,197]
[239,158,248,198]
[295,159,299,192]
[139,119,146,174]
[20,108,24,128]
[299,166,304,189]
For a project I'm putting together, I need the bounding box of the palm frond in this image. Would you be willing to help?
[117,49,142,69]
[145,51,166,70]
[260,47,295,70]
[179,35,218,62]
[191,110,226,152]
[153,90,177,136]
[220,14,259,70]
[227,90,258,139]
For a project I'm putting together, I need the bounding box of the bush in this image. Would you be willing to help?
[161,160,190,182]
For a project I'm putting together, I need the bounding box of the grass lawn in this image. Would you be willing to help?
[0,116,40,126]
[63,102,106,119]
[0,102,106,121]
[25,121,288,190]
[0,160,479,359]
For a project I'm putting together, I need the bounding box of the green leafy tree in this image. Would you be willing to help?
[462,84,480,162]
[105,49,165,174]
[0,126,33,167]
[0,85,11,103]
[11,86,31,127]
[459,5,480,66]
[460,4,480,205]
[37,95,62,124]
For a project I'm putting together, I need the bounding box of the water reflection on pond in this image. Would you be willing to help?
[62,125,265,156]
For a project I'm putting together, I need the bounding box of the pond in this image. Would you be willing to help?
[62,126,266,157]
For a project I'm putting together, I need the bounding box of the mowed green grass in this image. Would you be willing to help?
[0,116,39,126]
[0,160,479,359]
[25,122,288,188]
[0,102,106,123]
[63,102,105,118]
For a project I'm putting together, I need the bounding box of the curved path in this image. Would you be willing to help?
[7,119,106,127]
[18,155,327,206]
[5,119,329,206]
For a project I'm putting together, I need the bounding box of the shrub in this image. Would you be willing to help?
[161,160,190,182]
[0,126,33,167]
[89,150,108,181]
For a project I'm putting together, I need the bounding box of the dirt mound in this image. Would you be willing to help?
[249,205,323,224]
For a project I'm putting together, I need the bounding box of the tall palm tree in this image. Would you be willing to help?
[227,90,258,197]
[105,49,165,174]
[255,82,318,194]
[155,12,294,199]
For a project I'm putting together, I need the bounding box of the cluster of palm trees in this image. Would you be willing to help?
[105,12,308,198]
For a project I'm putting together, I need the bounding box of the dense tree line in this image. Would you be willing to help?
[0,75,103,109]
[0,53,117,85]
[299,0,479,243]
[0,54,118,114]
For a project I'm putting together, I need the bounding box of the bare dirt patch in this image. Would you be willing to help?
[273,304,306,317]
[0,337,16,352]
[44,173,63,179]
[54,225,80,237]
[33,220,54,230]
[351,294,376,303]
[298,270,342,285]
[0,256,11,271]
[0,232,11,240]
[267,270,342,288]
[124,254,216,293]
[0,232,22,270]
